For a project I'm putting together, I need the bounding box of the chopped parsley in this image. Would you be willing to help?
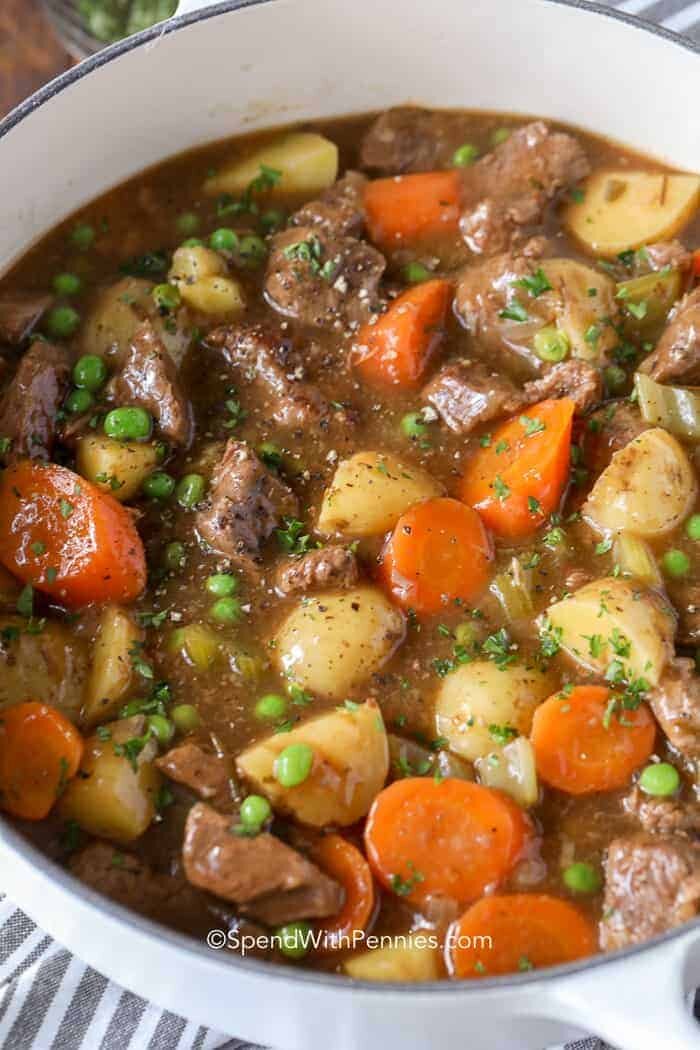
[493,475,511,502]
[390,862,425,896]
[520,415,546,436]
[499,298,529,323]
[276,517,316,555]
[513,268,552,298]
[489,724,518,745]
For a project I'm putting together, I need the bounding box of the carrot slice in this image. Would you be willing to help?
[0,701,84,820]
[459,399,575,540]
[311,834,376,952]
[353,279,452,388]
[364,171,461,248]
[379,497,492,615]
[364,778,531,906]
[0,460,146,608]
[448,894,596,978]
[530,685,656,795]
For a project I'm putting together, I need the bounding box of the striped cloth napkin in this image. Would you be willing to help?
[1,1,699,1047]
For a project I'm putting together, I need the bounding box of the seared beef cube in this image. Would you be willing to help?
[600,833,700,950]
[638,288,700,385]
[671,580,700,647]
[265,226,385,331]
[648,658,700,762]
[0,293,52,345]
[291,172,368,238]
[584,400,649,475]
[521,359,602,415]
[109,322,193,446]
[182,802,344,924]
[275,545,359,596]
[624,786,700,836]
[70,842,199,918]
[422,360,522,435]
[359,107,476,174]
[156,743,235,810]
[0,340,70,461]
[196,439,298,569]
[645,240,693,273]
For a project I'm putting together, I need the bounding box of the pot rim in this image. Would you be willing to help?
[0,0,698,997]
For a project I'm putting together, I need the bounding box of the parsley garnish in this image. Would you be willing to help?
[390,862,425,896]
[120,251,168,279]
[493,475,511,502]
[513,268,552,298]
[276,517,316,555]
[520,415,546,436]
[489,724,518,745]
[499,299,529,323]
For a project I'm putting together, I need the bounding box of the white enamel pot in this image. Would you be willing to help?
[1,1,699,1046]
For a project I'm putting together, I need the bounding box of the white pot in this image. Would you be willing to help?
[0,1,699,1046]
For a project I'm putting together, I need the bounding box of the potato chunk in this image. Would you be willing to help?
[76,435,159,501]
[81,606,144,728]
[540,258,618,362]
[434,660,553,763]
[81,277,190,367]
[583,428,696,538]
[205,132,338,198]
[273,586,405,699]
[343,937,441,982]
[564,171,700,258]
[318,451,443,537]
[543,577,674,686]
[168,246,245,316]
[0,617,88,721]
[59,716,160,843]
[237,699,389,827]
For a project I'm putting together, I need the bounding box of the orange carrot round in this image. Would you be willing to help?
[459,399,575,540]
[364,171,461,248]
[530,685,656,795]
[353,279,452,388]
[448,894,596,978]
[311,834,376,952]
[364,778,531,906]
[0,460,146,608]
[379,497,492,615]
[0,701,84,820]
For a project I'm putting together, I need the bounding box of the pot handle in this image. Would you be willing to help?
[543,927,700,1050]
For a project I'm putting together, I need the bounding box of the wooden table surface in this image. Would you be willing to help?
[0,0,73,119]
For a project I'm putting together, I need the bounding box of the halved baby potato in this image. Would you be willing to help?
[237,699,389,827]
[318,451,444,537]
[540,258,618,362]
[81,277,190,366]
[564,171,700,258]
[583,427,696,538]
[204,132,338,198]
[343,937,441,982]
[543,576,675,686]
[76,435,159,501]
[0,616,88,721]
[81,605,144,728]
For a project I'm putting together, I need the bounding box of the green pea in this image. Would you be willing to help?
[534,326,569,363]
[402,262,432,284]
[147,714,174,746]
[210,227,239,252]
[65,388,93,415]
[142,471,176,501]
[238,234,267,268]
[275,742,314,787]
[453,143,479,167]
[401,412,428,439]
[662,549,690,578]
[686,514,700,541]
[205,573,239,598]
[73,354,107,391]
[603,365,626,393]
[562,861,601,895]
[275,921,312,960]
[639,761,680,797]
[171,704,201,733]
[240,794,272,829]
[45,305,81,339]
[176,473,206,509]
[491,128,511,146]
[164,541,186,572]
[255,693,287,721]
[209,597,242,624]
[176,211,200,235]
[104,406,153,442]
[181,237,205,248]
[152,283,182,312]
[70,223,95,250]
[260,208,286,233]
[53,272,82,296]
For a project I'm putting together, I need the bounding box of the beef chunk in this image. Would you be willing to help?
[459,122,590,255]
[0,340,70,461]
[359,107,476,174]
[70,842,198,918]
[624,785,700,836]
[584,400,649,475]
[207,323,334,430]
[0,293,52,345]
[265,226,385,330]
[638,287,700,384]
[156,743,234,810]
[182,802,344,924]
[521,359,603,415]
[645,240,693,273]
[422,359,522,435]
[600,833,700,950]
[196,439,298,569]
[109,322,193,446]
[291,172,367,238]
[671,579,700,646]
[275,545,359,596]
[648,658,700,762]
